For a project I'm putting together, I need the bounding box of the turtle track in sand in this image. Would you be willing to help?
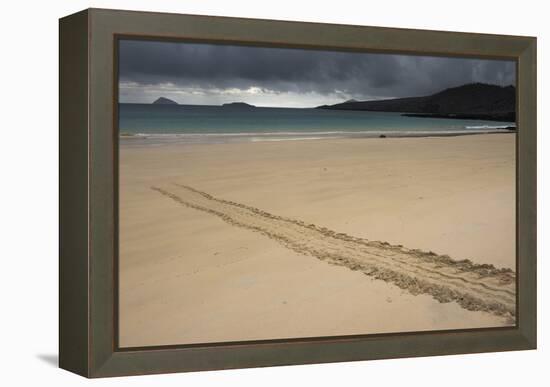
[151,184,516,319]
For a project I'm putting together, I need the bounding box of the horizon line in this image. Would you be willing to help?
[118,82,516,109]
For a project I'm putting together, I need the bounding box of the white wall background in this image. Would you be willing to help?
[0,0,546,385]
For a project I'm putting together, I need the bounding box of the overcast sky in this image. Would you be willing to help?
[118,39,516,108]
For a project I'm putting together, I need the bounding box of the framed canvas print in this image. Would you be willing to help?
[59,8,537,378]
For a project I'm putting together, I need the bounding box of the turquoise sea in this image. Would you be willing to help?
[118,104,515,144]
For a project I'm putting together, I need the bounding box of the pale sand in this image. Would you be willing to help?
[119,133,516,347]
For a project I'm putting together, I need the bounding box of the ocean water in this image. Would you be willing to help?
[118,104,515,144]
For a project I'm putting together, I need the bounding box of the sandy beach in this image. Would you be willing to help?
[119,133,516,348]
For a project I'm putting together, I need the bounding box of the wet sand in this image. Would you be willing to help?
[119,133,516,347]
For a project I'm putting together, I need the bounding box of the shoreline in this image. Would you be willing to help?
[401,112,516,122]
[119,128,516,146]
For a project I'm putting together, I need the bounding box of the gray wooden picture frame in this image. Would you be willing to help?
[59,8,537,378]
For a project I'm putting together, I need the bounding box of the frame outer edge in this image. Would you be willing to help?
[517,38,537,348]
[76,8,537,378]
[88,8,119,376]
[59,9,91,377]
[88,8,531,58]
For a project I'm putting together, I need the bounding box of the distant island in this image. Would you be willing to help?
[317,83,516,122]
[125,99,258,108]
[152,97,178,105]
[222,102,256,109]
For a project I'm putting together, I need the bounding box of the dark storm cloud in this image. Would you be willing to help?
[118,39,516,106]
